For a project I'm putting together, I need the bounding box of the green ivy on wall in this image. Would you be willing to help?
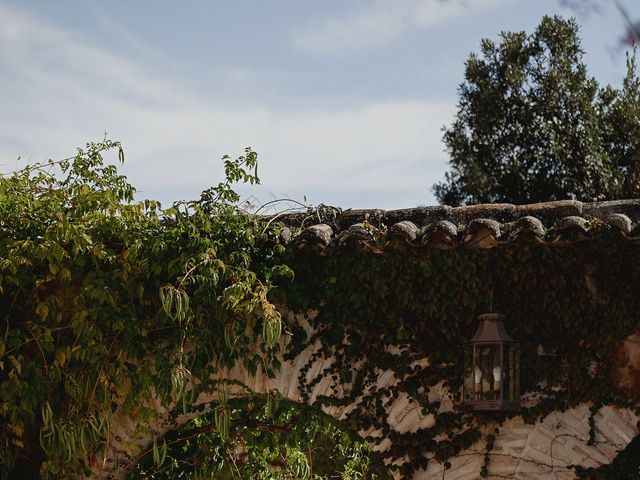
[277,229,640,476]
[0,140,639,479]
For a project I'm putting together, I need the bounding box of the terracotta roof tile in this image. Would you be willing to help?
[278,199,640,251]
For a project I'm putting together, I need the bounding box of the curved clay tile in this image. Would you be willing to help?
[295,224,333,247]
[383,206,452,227]
[274,199,640,250]
[554,215,589,233]
[279,226,293,244]
[464,218,501,249]
[467,218,501,237]
[605,213,633,234]
[388,220,419,241]
[511,215,546,239]
[334,209,384,230]
[452,203,516,224]
[420,220,458,249]
[583,199,640,222]
[347,222,374,239]
[516,199,583,222]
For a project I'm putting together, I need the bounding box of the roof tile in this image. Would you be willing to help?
[279,199,640,251]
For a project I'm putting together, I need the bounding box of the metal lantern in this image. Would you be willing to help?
[463,313,520,412]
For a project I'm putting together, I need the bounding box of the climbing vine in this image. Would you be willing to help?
[275,224,640,477]
[131,396,382,479]
[0,139,639,479]
[0,140,290,478]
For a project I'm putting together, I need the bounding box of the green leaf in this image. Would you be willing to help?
[36,303,49,322]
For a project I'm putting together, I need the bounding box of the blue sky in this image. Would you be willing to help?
[1,1,638,209]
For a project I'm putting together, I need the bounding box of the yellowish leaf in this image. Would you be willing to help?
[36,303,49,321]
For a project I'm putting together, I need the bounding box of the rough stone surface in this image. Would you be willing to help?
[412,405,638,480]
[605,213,633,234]
[389,220,419,241]
[86,310,640,480]
[555,216,589,232]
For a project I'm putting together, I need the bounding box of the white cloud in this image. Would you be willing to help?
[293,0,508,55]
[0,4,454,209]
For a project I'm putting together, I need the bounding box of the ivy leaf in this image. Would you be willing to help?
[36,303,49,322]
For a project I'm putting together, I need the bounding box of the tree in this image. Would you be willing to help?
[434,15,640,206]
[130,398,378,479]
[600,52,640,194]
[0,140,379,479]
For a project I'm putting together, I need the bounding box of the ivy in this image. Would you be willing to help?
[1,140,639,479]
[131,397,384,479]
[0,141,291,478]
[276,226,640,476]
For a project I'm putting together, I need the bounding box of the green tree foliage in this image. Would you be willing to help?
[0,140,269,478]
[0,140,378,479]
[434,15,640,205]
[131,397,378,479]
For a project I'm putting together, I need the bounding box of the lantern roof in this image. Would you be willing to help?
[469,313,516,344]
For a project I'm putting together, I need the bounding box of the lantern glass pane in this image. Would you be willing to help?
[464,345,474,402]
[478,346,488,400]
[477,346,500,401]
[473,346,482,400]
[503,345,511,401]
[490,345,501,400]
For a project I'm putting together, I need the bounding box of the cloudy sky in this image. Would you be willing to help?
[1,1,638,209]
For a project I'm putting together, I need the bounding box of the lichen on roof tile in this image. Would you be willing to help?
[279,198,640,251]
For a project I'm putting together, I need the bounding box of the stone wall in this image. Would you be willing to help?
[86,310,640,479]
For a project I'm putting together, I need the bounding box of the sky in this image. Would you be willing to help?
[1,0,639,210]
